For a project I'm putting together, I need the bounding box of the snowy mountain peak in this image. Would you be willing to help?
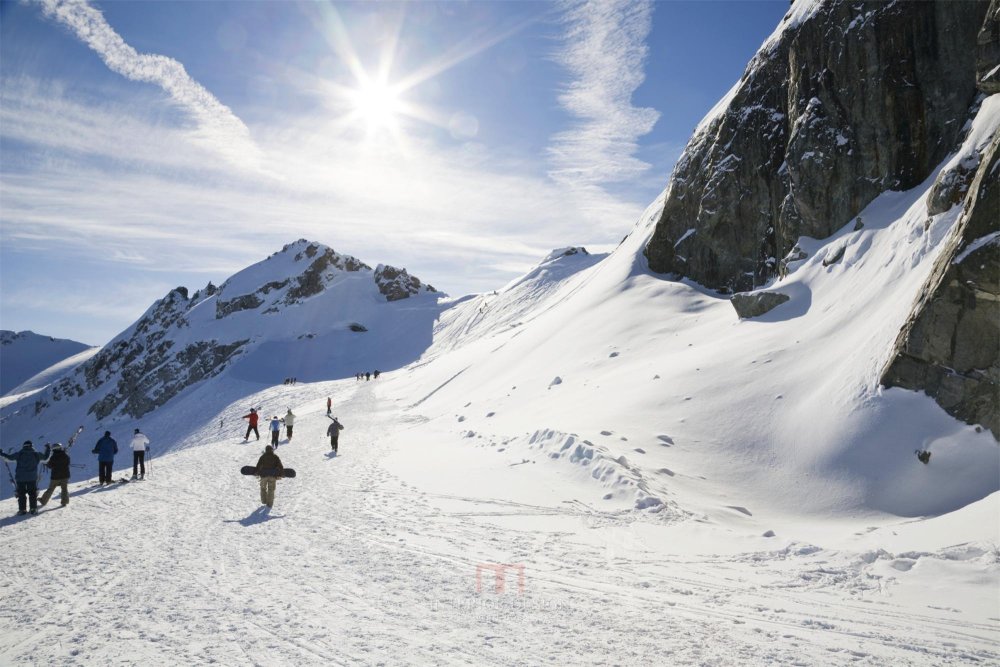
[14,240,445,423]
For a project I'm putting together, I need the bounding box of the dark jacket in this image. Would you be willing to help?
[1,445,50,482]
[93,435,118,462]
[47,449,71,480]
[327,420,344,440]
[255,452,284,478]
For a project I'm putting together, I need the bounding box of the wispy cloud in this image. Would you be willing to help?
[35,0,264,172]
[2,1,666,343]
[548,0,659,190]
[0,78,642,291]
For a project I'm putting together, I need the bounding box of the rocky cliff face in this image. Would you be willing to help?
[882,129,1000,437]
[644,0,998,436]
[645,0,990,293]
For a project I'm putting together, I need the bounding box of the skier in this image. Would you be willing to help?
[92,431,118,486]
[242,408,260,441]
[131,428,150,480]
[327,417,344,454]
[326,397,332,416]
[1,441,50,514]
[283,409,296,441]
[39,443,70,508]
[255,445,284,508]
[269,416,281,447]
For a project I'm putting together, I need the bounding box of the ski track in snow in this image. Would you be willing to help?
[1,380,996,666]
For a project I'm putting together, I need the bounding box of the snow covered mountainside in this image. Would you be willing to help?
[0,239,442,445]
[0,330,95,396]
[1,1,998,663]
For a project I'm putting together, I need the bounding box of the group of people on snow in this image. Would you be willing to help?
[242,408,297,447]
[355,370,380,381]
[246,406,345,508]
[6,397,347,515]
[2,428,150,515]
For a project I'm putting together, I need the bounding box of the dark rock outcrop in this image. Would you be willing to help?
[285,245,367,303]
[977,0,1000,94]
[882,133,1000,438]
[645,0,990,293]
[374,265,438,302]
[731,291,791,319]
[49,287,251,419]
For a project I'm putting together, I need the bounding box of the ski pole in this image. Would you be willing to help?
[2,458,15,489]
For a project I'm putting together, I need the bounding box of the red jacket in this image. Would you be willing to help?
[243,412,259,426]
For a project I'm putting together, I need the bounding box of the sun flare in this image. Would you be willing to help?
[349,78,403,134]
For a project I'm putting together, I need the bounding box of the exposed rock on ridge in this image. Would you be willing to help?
[882,131,1000,438]
[375,265,437,302]
[645,0,990,293]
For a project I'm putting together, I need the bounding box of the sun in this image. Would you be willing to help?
[348,77,404,135]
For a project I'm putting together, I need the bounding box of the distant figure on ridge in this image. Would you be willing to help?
[283,409,295,441]
[39,443,70,508]
[242,408,260,441]
[365,372,371,381]
[269,416,281,447]
[92,431,118,486]
[255,445,284,509]
[327,417,345,454]
[131,428,150,480]
[1,441,50,515]
[326,397,332,415]
[373,370,380,380]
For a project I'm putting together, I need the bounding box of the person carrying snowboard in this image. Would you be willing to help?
[242,408,260,441]
[255,445,284,508]
[92,431,118,486]
[39,443,70,508]
[283,409,296,441]
[131,428,150,479]
[1,441,50,514]
[269,416,281,447]
[327,417,344,454]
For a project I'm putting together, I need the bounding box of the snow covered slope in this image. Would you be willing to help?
[0,346,101,409]
[0,101,996,667]
[0,330,94,396]
[1,4,998,661]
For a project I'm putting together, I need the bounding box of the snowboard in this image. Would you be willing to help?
[241,465,296,478]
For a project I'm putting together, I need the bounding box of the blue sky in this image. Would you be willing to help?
[1,0,789,345]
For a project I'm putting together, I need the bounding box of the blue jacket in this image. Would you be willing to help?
[1,445,50,482]
[93,435,118,462]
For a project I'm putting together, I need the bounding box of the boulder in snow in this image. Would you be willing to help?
[730,291,791,319]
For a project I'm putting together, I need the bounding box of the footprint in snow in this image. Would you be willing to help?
[549,376,563,388]
[600,430,612,436]
[485,412,495,417]
[657,468,675,476]
[609,351,619,358]
[657,435,674,446]
[633,448,646,454]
